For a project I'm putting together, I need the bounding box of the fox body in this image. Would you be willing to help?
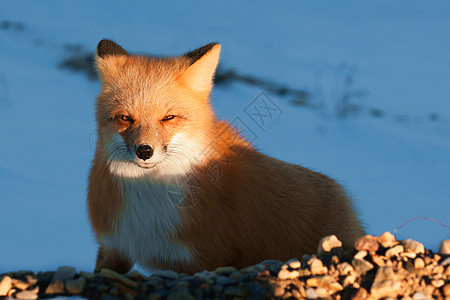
[88,40,364,274]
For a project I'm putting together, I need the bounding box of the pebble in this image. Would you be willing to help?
[100,268,139,288]
[152,270,179,280]
[414,257,425,269]
[354,250,368,260]
[336,262,353,275]
[66,276,86,294]
[317,234,343,255]
[287,258,301,269]
[439,239,450,255]
[53,266,77,282]
[2,234,449,299]
[0,276,12,296]
[352,259,374,275]
[308,257,327,275]
[403,239,425,254]
[12,278,30,290]
[378,231,398,248]
[15,290,38,300]
[45,279,65,294]
[354,235,379,252]
[385,244,404,258]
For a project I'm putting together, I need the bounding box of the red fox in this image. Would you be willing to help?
[88,39,364,274]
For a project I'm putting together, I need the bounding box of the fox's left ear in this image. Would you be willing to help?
[95,39,128,80]
[179,43,221,94]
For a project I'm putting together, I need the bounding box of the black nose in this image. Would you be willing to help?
[136,145,154,161]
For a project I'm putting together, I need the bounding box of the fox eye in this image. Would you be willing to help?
[161,115,175,122]
[119,115,133,122]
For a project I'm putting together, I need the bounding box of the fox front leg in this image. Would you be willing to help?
[94,245,133,274]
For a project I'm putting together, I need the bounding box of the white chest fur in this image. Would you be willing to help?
[100,178,192,267]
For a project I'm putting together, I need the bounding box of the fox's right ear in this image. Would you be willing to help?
[95,39,128,79]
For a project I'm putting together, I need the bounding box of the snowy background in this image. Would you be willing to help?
[0,1,449,274]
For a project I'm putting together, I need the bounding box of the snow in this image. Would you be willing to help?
[0,1,449,275]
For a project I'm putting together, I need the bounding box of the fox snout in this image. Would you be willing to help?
[136,145,154,161]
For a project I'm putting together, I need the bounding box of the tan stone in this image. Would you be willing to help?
[0,276,12,296]
[400,251,417,259]
[127,270,147,281]
[12,279,30,290]
[414,257,425,269]
[443,284,450,296]
[15,290,38,300]
[308,257,327,275]
[317,235,343,255]
[354,250,367,260]
[66,277,86,294]
[45,280,65,294]
[439,239,450,255]
[371,266,402,298]
[354,235,379,252]
[114,282,140,298]
[371,254,386,267]
[100,268,139,288]
[337,262,353,275]
[378,231,398,248]
[403,239,425,254]
[306,275,343,293]
[287,259,301,269]
[385,245,404,258]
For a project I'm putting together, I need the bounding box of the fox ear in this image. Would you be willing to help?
[95,39,128,79]
[179,43,221,93]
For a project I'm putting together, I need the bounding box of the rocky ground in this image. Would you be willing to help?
[0,233,449,300]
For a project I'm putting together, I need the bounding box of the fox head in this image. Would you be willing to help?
[95,40,221,181]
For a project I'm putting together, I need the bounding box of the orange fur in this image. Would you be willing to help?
[88,40,364,274]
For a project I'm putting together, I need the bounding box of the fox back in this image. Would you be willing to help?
[88,40,364,274]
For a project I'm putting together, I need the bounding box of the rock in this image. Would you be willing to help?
[126,270,147,282]
[213,266,237,274]
[215,276,237,286]
[223,285,248,298]
[443,284,450,296]
[306,276,343,293]
[317,235,343,255]
[66,276,86,294]
[45,279,65,294]
[278,269,299,280]
[53,266,77,282]
[100,268,139,288]
[151,270,178,280]
[273,284,285,297]
[440,256,450,266]
[412,291,432,300]
[15,290,38,300]
[337,262,353,275]
[167,289,195,300]
[352,259,374,275]
[377,231,398,248]
[80,271,95,280]
[385,245,404,258]
[305,287,319,299]
[308,257,327,275]
[354,250,367,260]
[371,254,386,267]
[354,235,379,252]
[12,278,30,290]
[403,239,425,254]
[371,266,401,299]
[414,257,425,269]
[287,258,301,269]
[439,239,450,255]
[0,276,12,296]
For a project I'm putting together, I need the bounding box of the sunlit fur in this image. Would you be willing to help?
[88,40,364,275]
